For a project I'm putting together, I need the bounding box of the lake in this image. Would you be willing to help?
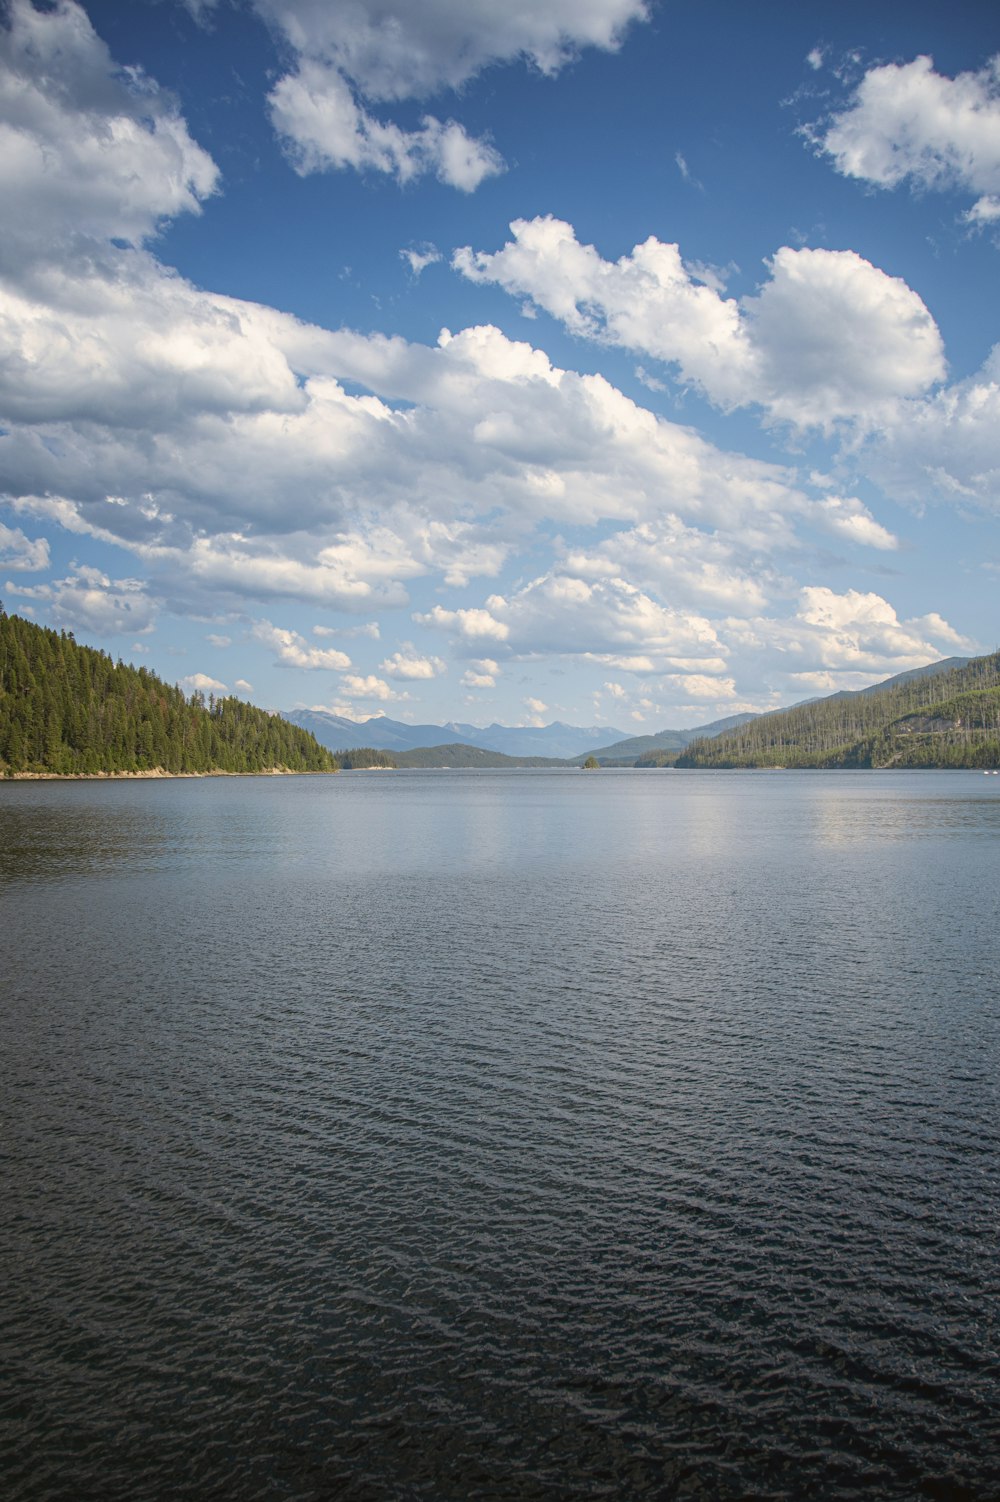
[2,769,998,1499]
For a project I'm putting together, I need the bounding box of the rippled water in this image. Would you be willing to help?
[2,770,998,1500]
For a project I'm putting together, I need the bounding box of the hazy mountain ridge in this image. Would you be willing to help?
[677,653,1000,769]
[286,708,760,763]
[578,713,760,763]
[444,719,628,759]
[284,710,628,760]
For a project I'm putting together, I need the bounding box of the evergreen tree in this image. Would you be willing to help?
[677,654,1000,769]
[0,609,339,777]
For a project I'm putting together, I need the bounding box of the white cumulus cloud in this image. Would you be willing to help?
[258,0,646,190]
[744,246,945,429]
[811,53,1000,227]
[461,657,500,689]
[813,495,899,550]
[380,646,446,679]
[340,672,403,701]
[255,0,647,99]
[0,0,217,256]
[867,346,1000,513]
[252,620,352,670]
[180,672,227,694]
[563,517,773,614]
[454,215,755,407]
[5,563,156,636]
[421,573,725,668]
[726,586,973,681]
[455,217,945,429]
[665,673,737,699]
[415,604,511,642]
[401,244,442,277]
[0,521,49,571]
[269,64,503,191]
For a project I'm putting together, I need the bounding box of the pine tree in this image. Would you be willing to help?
[0,608,339,776]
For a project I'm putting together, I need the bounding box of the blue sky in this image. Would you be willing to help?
[1,0,998,731]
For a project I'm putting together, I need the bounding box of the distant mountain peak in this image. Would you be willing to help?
[283,710,628,760]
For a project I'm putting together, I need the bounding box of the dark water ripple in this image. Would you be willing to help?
[1,771,998,1499]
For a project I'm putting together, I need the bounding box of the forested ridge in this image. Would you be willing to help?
[677,651,1000,768]
[333,747,397,769]
[0,608,338,776]
[391,744,564,768]
[334,744,583,768]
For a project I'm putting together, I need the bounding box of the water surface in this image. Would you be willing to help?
[2,771,998,1499]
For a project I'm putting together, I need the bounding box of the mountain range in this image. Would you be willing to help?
[281,709,770,761]
[286,655,987,768]
[282,711,632,761]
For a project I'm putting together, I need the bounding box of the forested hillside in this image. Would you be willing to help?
[0,608,337,776]
[333,747,397,769]
[677,651,1000,769]
[392,743,562,768]
[576,713,759,765]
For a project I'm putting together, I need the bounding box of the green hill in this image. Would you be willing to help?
[332,747,398,769]
[677,651,1000,769]
[0,607,338,776]
[575,713,759,766]
[333,742,579,769]
[392,743,567,768]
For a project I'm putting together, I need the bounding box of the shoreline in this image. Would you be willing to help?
[3,767,337,781]
[3,765,994,781]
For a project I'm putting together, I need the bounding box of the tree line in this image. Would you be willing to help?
[677,652,1000,769]
[333,747,397,769]
[0,607,338,776]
